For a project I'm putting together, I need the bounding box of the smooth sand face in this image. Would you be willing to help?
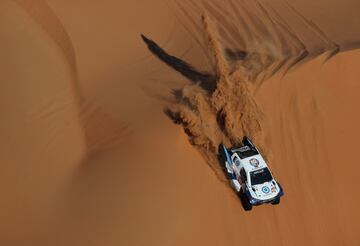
[1,0,360,245]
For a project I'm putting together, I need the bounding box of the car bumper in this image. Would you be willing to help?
[248,186,284,205]
[249,196,279,205]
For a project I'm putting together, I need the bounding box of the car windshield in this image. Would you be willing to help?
[250,168,273,185]
[236,148,259,159]
[238,149,259,159]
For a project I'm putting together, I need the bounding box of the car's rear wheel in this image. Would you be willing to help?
[271,197,280,205]
[239,191,253,211]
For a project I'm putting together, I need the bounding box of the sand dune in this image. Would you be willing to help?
[13,0,128,157]
[1,0,360,245]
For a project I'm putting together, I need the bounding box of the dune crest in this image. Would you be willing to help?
[14,0,128,157]
[14,0,79,88]
[173,0,341,85]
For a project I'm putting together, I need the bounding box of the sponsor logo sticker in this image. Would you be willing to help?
[262,186,270,193]
[249,158,259,167]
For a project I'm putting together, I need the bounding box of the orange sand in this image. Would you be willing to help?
[1,0,360,245]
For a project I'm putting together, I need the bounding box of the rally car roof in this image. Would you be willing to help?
[237,153,268,171]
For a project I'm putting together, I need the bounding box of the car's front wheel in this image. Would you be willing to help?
[239,191,253,211]
[271,197,280,205]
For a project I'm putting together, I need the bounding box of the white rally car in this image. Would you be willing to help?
[219,137,284,211]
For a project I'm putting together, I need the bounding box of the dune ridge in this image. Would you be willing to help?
[173,0,342,85]
[14,0,128,158]
[14,0,79,89]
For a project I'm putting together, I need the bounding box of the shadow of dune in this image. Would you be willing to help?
[14,0,80,94]
[14,0,129,159]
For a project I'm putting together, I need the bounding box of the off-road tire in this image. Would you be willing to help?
[271,197,280,205]
[239,191,253,211]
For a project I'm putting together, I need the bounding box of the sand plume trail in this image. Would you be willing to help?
[142,15,264,180]
[141,0,358,179]
[141,34,216,91]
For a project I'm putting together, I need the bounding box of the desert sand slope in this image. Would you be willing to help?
[0,2,85,244]
[1,0,360,245]
[257,50,360,246]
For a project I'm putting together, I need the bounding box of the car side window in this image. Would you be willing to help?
[234,158,241,167]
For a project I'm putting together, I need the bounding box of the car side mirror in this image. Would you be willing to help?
[230,179,241,192]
